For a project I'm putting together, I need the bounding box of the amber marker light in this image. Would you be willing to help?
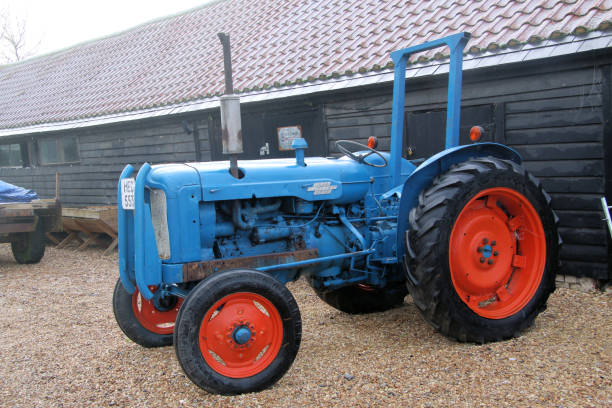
[469,126,484,142]
[367,136,378,149]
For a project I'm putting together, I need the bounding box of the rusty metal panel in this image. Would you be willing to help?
[182,248,318,282]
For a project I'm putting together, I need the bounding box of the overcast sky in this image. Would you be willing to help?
[1,0,212,60]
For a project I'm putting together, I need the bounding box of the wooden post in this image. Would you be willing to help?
[55,172,60,200]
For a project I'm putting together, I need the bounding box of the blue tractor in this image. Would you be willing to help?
[113,33,559,394]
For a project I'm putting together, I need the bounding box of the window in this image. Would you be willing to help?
[0,143,25,167]
[39,136,79,165]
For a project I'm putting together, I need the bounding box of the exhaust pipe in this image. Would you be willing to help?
[217,32,242,178]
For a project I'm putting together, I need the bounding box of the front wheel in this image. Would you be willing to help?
[404,157,559,343]
[112,279,182,347]
[174,269,301,395]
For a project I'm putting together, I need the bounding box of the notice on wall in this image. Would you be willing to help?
[277,125,302,151]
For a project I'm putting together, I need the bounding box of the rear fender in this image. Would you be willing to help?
[395,142,521,261]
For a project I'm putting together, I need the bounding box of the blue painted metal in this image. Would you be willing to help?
[118,164,136,294]
[134,163,154,300]
[292,138,308,167]
[147,164,201,264]
[159,283,190,299]
[233,326,252,344]
[142,196,163,287]
[337,207,366,250]
[187,156,413,203]
[161,263,184,284]
[389,32,470,187]
[199,203,216,247]
[256,249,376,273]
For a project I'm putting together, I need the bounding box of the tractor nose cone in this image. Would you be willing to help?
[233,326,252,345]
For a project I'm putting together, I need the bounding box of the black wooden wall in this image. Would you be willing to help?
[0,115,210,206]
[0,51,609,280]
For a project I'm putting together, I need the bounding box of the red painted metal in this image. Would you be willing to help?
[448,187,546,319]
[131,287,183,334]
[198,292,283,378]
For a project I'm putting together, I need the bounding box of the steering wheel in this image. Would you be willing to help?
[335,140,388,168]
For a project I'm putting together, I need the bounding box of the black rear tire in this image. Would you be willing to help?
[174,269,301,395]
[404,157,559,343]
[10,219,45,264]
[312,282,406,314]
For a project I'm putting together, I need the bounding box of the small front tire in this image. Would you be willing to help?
[174,269,301,395]
[112,279,182,347]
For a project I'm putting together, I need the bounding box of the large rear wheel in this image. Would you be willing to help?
[404,157,559,343]
[174,269,301,395]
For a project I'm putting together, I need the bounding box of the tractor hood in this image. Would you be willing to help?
[147,153,415,204]
[192,156,385,204]
[146,154,415,204]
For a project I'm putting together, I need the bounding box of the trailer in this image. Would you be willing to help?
[0,199,61,263]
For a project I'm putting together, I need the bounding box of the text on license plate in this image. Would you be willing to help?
[121,178,135,210]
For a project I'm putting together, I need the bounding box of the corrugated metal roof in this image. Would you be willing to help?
[0,0,611,134]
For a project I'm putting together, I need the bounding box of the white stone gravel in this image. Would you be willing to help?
[0,245,610,407]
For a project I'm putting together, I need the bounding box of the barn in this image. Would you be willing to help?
[0,0,610,281]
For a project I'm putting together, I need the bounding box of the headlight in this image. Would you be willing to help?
[150,188,171,259]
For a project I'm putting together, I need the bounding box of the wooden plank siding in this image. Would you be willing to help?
[0,115,208,206]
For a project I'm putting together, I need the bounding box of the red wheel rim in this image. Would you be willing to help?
[449,187,546,319]
[132,287,183,334]
[198,292,283,379]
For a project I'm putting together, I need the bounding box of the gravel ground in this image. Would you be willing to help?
[0,245,610,407]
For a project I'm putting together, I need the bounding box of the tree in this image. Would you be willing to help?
[0,6,38,63]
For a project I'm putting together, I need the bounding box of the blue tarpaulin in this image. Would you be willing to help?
[0,180,38,203]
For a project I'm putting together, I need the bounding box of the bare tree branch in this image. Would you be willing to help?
[1,7,38,63]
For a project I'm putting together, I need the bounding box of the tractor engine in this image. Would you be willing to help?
[131,147,412,294]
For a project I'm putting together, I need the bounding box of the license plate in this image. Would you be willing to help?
[121,178,135,210]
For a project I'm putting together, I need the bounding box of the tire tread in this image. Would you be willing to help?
[404,157,560,343]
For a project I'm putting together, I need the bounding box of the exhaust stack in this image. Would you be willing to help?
[217,32,242,178]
